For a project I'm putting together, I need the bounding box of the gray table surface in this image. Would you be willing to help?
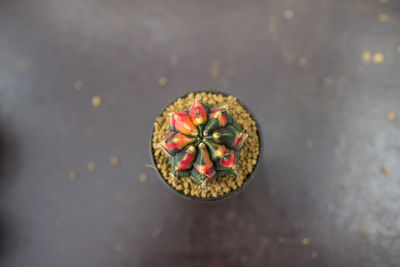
[0,0,400,266]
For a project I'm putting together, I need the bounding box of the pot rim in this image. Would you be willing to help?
[149,90,263,202]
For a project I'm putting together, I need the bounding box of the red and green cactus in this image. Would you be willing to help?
[158,98,248,186]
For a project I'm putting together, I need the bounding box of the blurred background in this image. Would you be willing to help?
[0,0,400,266]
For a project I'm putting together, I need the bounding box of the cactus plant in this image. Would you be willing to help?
[158,98,248,186]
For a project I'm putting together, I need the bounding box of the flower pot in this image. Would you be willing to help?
[150,90,263,201]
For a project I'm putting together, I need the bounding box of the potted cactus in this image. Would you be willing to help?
[151,91,262,201]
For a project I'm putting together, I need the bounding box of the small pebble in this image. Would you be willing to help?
[159,77,168,86]
[110,156,120,166]
[223,187,231,193]
[387,112,395,120]
[381,167,390,175]
[284,9,294,19]
[69,170,78,180]
[176,184,183,191]
[88,162,96,171]
[301,238,310,245]
[91,96,102,107]
[362,51,371,62]
[139,173,148,182]
[372,53,384,64]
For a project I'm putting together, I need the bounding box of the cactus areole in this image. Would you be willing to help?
[157,98,248,186]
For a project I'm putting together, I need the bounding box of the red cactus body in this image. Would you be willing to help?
[175,145,197,171]
[159,98,247,185]
[188,98,208,126]
[159,131,196,156]
[220,150,236,168]
[170,112,198,136]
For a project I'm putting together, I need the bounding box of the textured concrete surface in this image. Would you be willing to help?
[0,0,399,266]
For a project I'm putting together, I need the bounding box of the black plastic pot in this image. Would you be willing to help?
[150,90,263,201]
